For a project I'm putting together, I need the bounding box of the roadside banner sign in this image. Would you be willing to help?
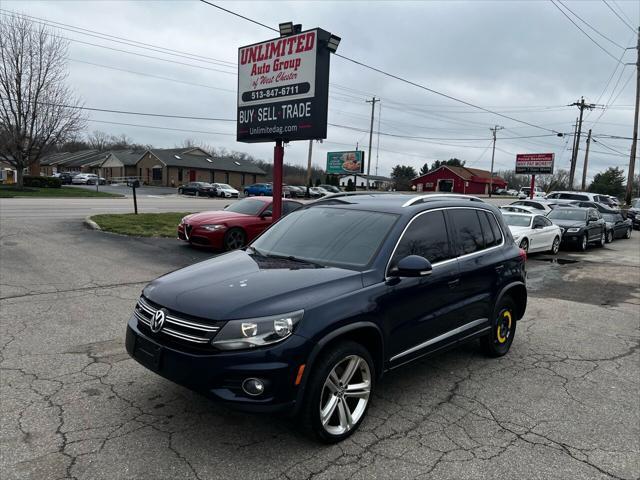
[237,28,331,143]
[515,153,554,174]
[326,151,365,174]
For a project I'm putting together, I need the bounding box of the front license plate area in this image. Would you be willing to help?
[134,335,162,370]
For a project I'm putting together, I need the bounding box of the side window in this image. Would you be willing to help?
[532,216,545,228]
[449,209,485,255]
[282,202,302,215]
[488,212,503,243]
[542,217,553,227]
[478,211,499,248]
[391,211,452,265]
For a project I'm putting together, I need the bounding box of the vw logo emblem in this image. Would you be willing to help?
[151,308,167,333]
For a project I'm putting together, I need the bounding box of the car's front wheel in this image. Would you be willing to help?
[577,234,588,252]
[301,341,374,443]
[244,190,250,197]
[178,188,183,194]
[549,236,560,254]
[481,296,517,357]
[223,228,246,250]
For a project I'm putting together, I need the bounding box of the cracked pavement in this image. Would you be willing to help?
[1,199,639,479]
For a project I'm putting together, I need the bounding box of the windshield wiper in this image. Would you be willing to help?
[261,252,325,268]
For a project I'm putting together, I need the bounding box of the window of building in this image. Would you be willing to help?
[391,210,452,266]
[178,169,183,182]
[152,168,162,181]
[225,172,229,183]
[448,209,485,255]
[241,173,246,185]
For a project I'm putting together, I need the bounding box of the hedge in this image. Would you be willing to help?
[23,176,62,188]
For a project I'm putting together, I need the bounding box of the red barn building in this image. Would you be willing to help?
[411,166,507,195]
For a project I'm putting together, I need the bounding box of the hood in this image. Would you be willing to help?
[143,250,363,320]
[508,226,530,237]
[183,210,251,225]
[219,187,239,192]
[550,219,585,228]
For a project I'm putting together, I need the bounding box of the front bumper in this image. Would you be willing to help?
[177,223,225,248]
[126,317,310,413]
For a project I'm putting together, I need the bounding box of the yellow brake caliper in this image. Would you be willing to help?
[497,311,512,344]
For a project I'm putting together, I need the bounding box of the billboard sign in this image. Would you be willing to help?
[237,29,331,143]
[516,153,554,174]
[326,151,365,175]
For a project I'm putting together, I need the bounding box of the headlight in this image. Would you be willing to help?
[201,224,226,231]
[566,228,580,233]
[211,310,304,350]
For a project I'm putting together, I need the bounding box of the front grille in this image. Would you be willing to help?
[134,296,223,348]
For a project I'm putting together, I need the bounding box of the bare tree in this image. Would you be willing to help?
[0,14,85,187]
[86,130,111,151]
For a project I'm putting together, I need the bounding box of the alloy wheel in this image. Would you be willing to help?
[552,237,560,254]
[607,231,613,243]
[225,229,245,250]
[581,235,587,251]
[626,228,632,239]
[319,355,371,436]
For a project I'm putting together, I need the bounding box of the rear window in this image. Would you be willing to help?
[559,193,588,201]
[478,211,501,247]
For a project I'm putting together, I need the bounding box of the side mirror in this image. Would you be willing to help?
[533,224,543,229]
[261,211,272,219]
[389,255,432,278]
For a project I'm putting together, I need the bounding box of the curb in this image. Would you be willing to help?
[84,216,101,231]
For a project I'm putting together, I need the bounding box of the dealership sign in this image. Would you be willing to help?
[515,153,554,174]
[326,151,365,174]
[237,29,331,143]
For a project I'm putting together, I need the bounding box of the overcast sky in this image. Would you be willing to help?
[3,0,638,180]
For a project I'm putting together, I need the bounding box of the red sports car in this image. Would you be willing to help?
[177,197,303,250]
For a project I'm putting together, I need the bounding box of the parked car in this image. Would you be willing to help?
[71,173,105,185]
[212,183,239,198]
[177,197,303,250]
[287,185,305,198]
[547,207,606,251]
[601,211,633,242]
[244,183,273,196]
[128,194,526,442]
[318,184,341,194]
[308,186,328,197]
[499,205,539,215]
[517,186,544,199]
[509,200,553,214]
[607,196,621,208]
[506,189,519,196]
[545,191,611,204]
[627,198,640,230]
[502,212,561,254]
[178,182,217,197]
[52,172,73,185]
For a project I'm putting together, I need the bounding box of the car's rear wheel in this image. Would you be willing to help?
[577,234,588,252]
[223,228,246,250]
[519,239,529,252]
[178,188,183,194]
[259,192,265,196]
[195,191,200,197]
[606,230,614,243]
[481,297,517,357]
[625,228,632,239]
[549,236,560,254]
[300,341,374,443]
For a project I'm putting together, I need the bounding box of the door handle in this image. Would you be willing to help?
[448,279,460,289]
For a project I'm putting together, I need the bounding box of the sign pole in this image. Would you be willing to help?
[273,140,284,221]
[529,175,535,199]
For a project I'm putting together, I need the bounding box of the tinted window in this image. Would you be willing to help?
[282,201,302,215]
[252,208,398,268]
[559,193,588,200]
[225,199,267,216]
[478,211,499,247]
[391,211,452,265]
[488,212,503,242]
[449,209,485,255]
[542,217,553,227]
[532,216,546,228]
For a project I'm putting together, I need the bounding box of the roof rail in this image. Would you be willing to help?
[402,194,485,207]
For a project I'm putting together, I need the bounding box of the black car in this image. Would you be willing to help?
[52,172,74,185]
[178,182,216,197]
[627,198,640,230]
[126,194,527,442]
[547,207,606,251]
[601,211,633,242]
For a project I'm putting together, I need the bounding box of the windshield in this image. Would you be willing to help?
[251,207,398,268]
[548,209,586,221]
[503,214,532,227]
[602,213,618,222]
[224,199,267,216]
[218,184,233,189]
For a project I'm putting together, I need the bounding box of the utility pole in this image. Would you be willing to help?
[365,97,379,189]
[568,97,596,190]
[625,27,640,206]
[570,117,578,169]
[305,139,313,198]
[375,102,382,177]
[581,129,592,191]
[489,125,503,198]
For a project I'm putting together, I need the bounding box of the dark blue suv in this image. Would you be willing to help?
[126,193,527,442]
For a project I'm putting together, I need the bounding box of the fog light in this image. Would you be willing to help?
[242,378,265,396]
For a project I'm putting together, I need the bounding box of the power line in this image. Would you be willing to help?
[87,119,236,137]
[550,0,625,64]
[198,1,562,134]
[602,0,636,33]
[557,0,627,50]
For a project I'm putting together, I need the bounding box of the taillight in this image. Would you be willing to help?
[519,248,527,262]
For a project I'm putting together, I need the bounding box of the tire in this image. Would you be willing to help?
[223,228,246,251]
[625,228,632,239]
[549,236,560,254]
[178,188,183,195]
[259,192,265,196]
[606,230,613,244]
[519,238,529,253]
[596,230,606,248]
[299,341,375,443]
[195,191,200,197]
[244,190,250,197]
[577,234,588,252]
[480,296,517,357]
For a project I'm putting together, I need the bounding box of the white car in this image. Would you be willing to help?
[213,183,239,198]
[517,187,545,199]
[509,200,553,214]
[502,212,562,254]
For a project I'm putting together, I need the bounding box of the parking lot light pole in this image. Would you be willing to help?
[273,140,284,221]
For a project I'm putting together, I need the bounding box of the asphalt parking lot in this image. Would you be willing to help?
[1,197,638,480]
